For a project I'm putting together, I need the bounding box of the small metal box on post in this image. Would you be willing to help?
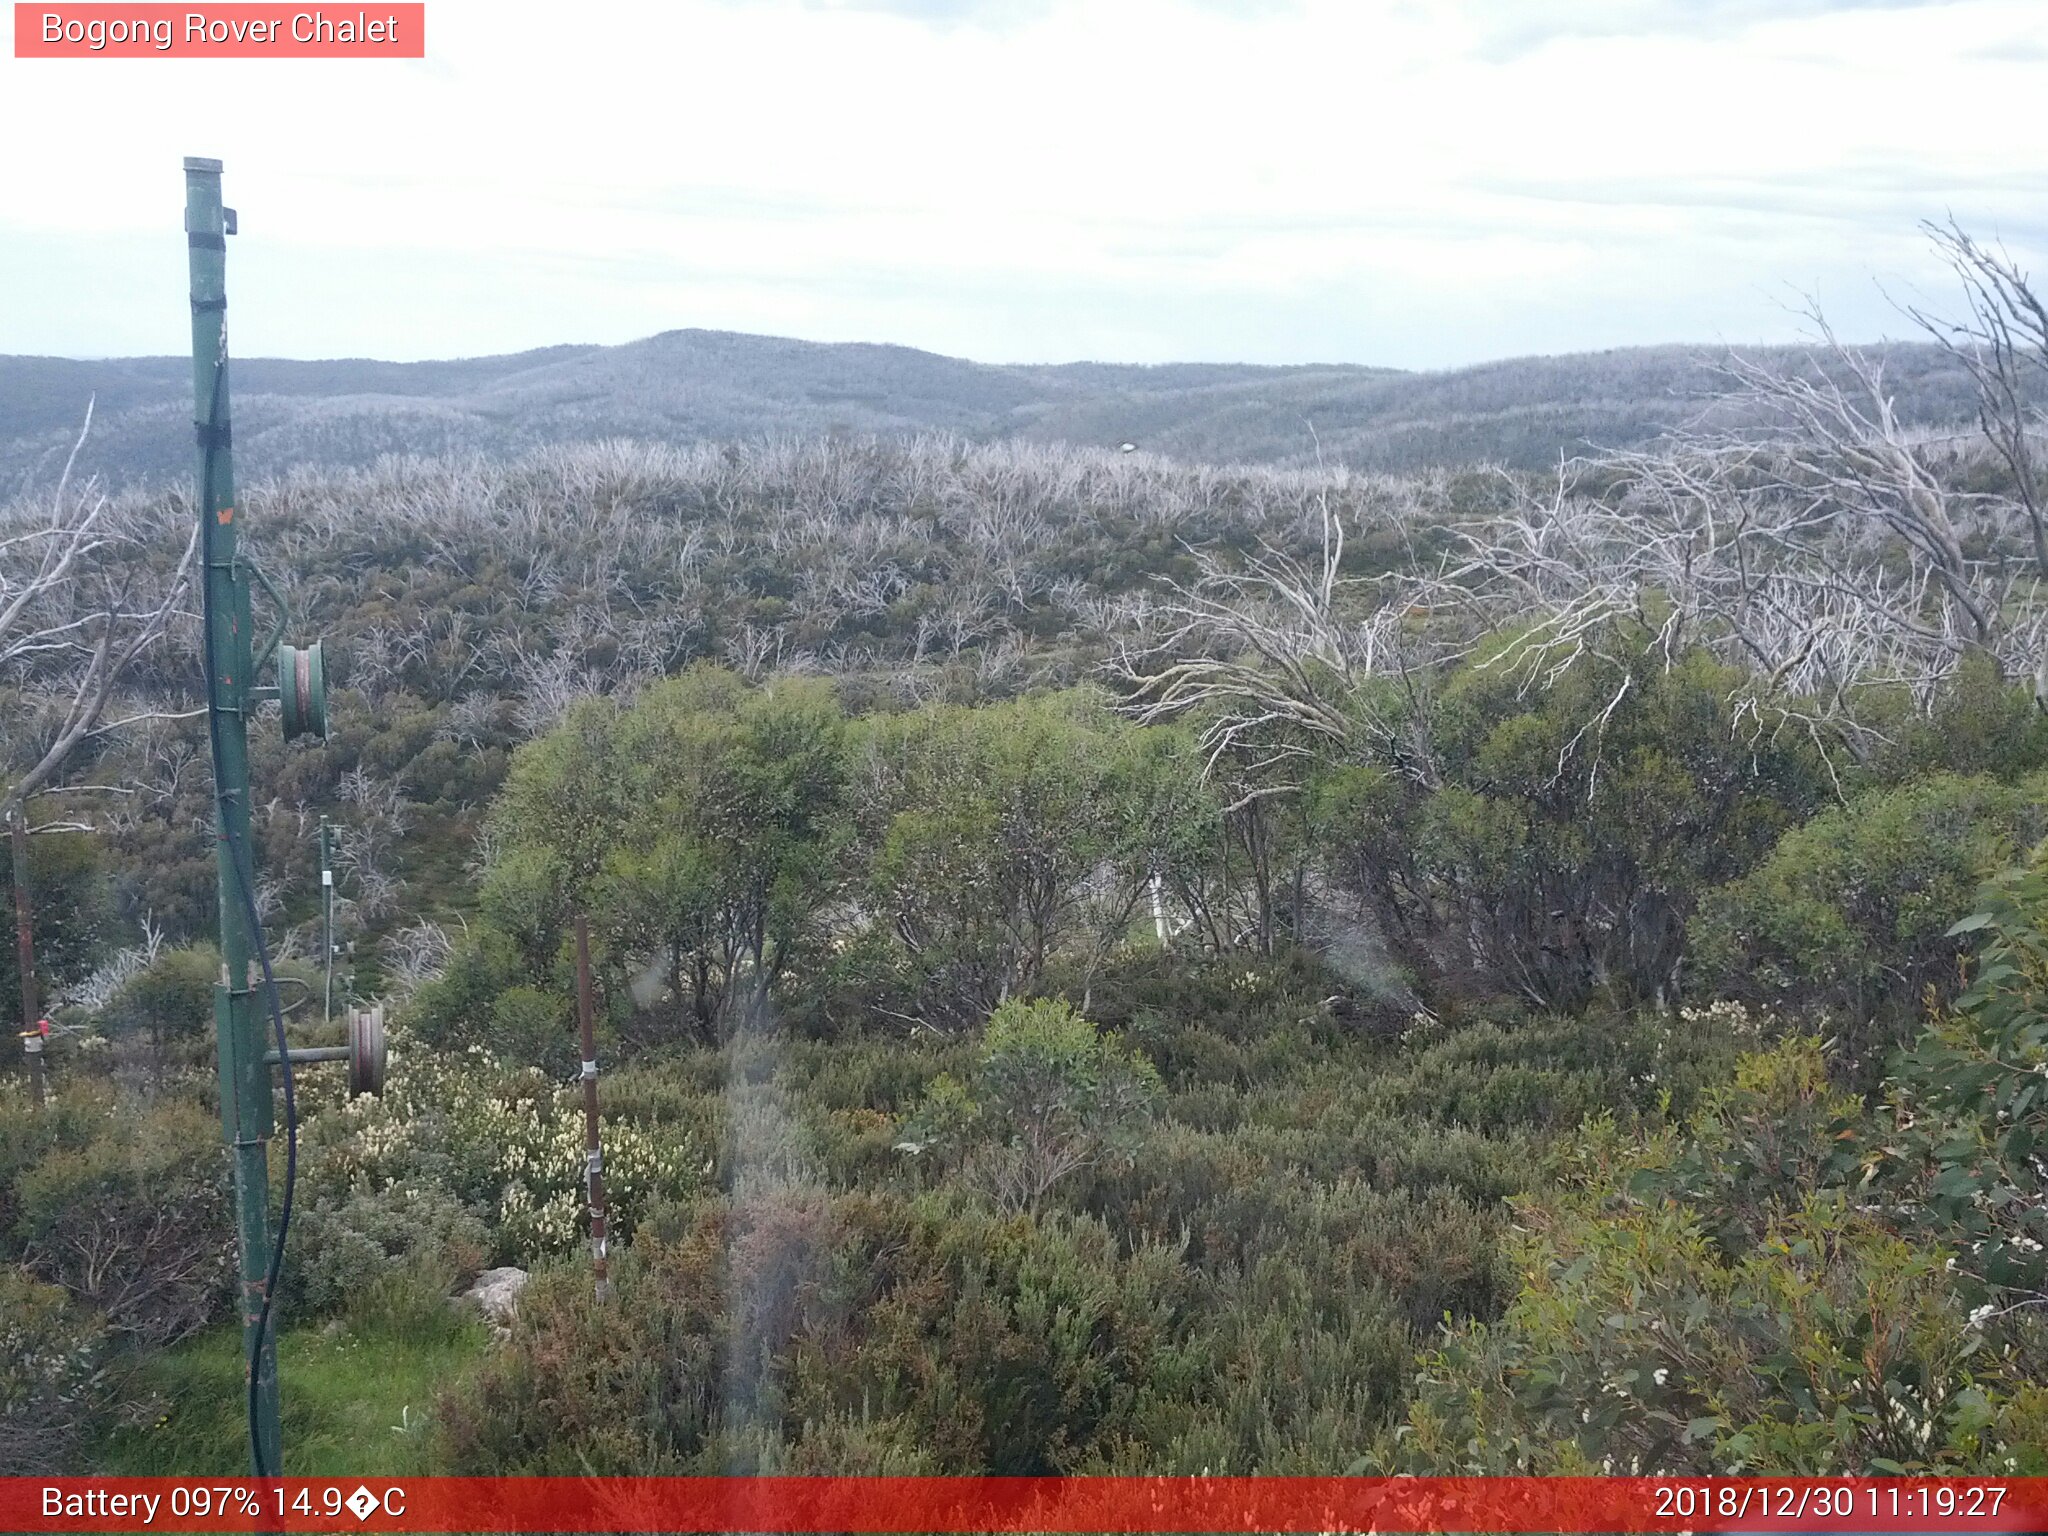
[185,155,379,1479]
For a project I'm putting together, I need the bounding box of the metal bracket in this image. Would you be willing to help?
[242,558,289,676]
[263,1045,349,1065]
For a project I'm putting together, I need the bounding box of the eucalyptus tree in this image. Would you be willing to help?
[853,690,1145,1022]
[487,667,850,1044]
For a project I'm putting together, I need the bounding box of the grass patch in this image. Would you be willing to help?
[92,1313,490,1476]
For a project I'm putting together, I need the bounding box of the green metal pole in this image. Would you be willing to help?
[10,805,47,1108]
[185,155,281,1478]
[320,817,333,1027]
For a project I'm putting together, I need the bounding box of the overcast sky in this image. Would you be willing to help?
[2,0,2043,370]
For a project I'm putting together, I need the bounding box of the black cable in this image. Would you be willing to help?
[197,350,298,1479]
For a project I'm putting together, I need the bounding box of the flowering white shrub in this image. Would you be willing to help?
[303,1037,700,1263]
[1676,999,1769,1038]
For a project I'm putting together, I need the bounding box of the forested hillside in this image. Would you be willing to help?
[1,329,2018,491]
[7,278,2048,1478]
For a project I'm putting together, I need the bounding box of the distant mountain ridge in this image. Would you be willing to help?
[0,327,1998,492]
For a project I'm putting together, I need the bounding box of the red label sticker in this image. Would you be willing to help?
[14,3,425,57]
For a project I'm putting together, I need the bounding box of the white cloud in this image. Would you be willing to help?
[0,0,2041,367]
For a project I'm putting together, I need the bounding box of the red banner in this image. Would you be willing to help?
[5,1477,2047,1533]
[13,4,424,57]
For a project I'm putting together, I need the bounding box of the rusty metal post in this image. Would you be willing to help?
[574,916,610,1302]
[9,806,45,1107]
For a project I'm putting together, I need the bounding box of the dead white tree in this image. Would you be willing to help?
[1432,266,2048,767]
[333,768,410,922]
[385,917,456,993]
[507,642,605,734]
[2,402,197,818]
[1907,217,2048,697]
[1110,480,1438,790]
[438,690,502,750]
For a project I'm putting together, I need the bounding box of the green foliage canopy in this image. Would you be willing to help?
[1691,772,2048,1061]
[902,997,1161,1215]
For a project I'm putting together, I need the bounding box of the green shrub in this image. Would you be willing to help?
[487,670,852,1046]
[284,1180,489,1320]
[1690,772,2048,1062]
[10,1096,231,1346]
[0,1081,118,1262]
[899,998,1160,1214]
[98,945,218,1087]
[855,692,1152,1024]
[1873,652,2048,783]
[1381,1039,2048,1474]
[1326,634,1826,1011]
[487,985,576,1076]
[346,1253,489,1348]
[440,1185,1207,1476]
[439,1187,852,1475]
[0,824,113,1014]
[0,1266,111,1475]
[1859,854,2048,1317]
[407,928,528,1052]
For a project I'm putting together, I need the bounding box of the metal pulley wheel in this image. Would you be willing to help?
[346,1004,386,1097]
[277,640,327,741]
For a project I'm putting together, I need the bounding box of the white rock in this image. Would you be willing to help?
[461,1266,529,1327]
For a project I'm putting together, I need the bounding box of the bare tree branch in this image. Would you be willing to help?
[2,405,198,815]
